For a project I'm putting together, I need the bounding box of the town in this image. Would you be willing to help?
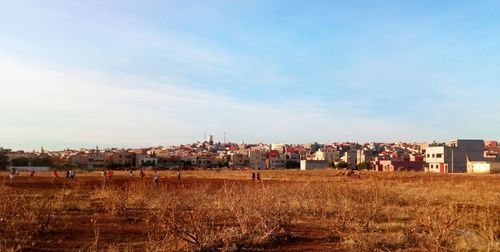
[2,137,499,174]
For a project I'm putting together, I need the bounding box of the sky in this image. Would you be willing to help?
[0,0,499,150]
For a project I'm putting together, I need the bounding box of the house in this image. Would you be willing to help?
[112,151,135,166]
[249,149,267,169]
[230,153,249,168]
[300,160,328,170]
[341,150,357,169]
[372,159,425,172]
[136,154,158,167]
[314,149,339,162]
[266,150,285,169]
[467,156,500,173]
[425,139,484,173]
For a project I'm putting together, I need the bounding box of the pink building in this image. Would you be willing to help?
[372,160,425,172]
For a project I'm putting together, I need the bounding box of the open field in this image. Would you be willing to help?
[1,170,499,251]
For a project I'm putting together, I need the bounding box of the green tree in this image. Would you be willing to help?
[11,157,30,166]
[285,160,300,169]
[31,155,53,167]
[0,151,9,170]
[337,161,349,169]
[357,161,371,170]
[106,162,121,169]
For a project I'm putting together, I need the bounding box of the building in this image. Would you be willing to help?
[372,159,425,172]
[70,153,105,170]
[341,150,357,169]
[135,155,158,167]
[467,156,500,173]
[314,149,339,162]
[356,149,373,163]
[425,139,484,173]
[112,151,135,166]
[249,149,267,169]
[271,143,286,154]
[266,150,285,169]
[230,153,249,168]
[300,160,328,170]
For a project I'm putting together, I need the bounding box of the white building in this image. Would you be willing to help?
[425,139,484,173]
[300,160,328,170]
[314,149,339,162]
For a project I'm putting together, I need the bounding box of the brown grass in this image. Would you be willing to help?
[0,170,499,251]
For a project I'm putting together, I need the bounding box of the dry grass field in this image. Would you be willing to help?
[0,169,499,251]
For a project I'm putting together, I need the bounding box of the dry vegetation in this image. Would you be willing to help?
[0,170,499,251]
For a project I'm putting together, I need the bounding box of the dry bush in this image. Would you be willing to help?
[93,183,149,220]
[223,183,293,247]
[142,182,294,251]
[0,185,63,251]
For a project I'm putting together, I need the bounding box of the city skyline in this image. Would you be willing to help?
[1,1,499,150]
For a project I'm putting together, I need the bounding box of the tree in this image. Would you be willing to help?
[11,157,30,166]
[285,160,300,169]
[357,162,371,170]
[329,162,336,168]
[106,162,121,169]
[337,161,349,169]
[31,155,53,167]
[0,151,8,170]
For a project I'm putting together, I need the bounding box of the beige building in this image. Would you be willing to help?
[249,149,267,169]
[230,153,249,168]
[314,149,339,162]
[112,151,135,166]
[425,139,484,173]
[467,156,500,173]
[300,160,328,170]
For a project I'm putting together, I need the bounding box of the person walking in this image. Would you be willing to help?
[30,169,35,178]
[9,168,16,183]
[153,170,159,184]
[252,172,256,181]
[52,170,60,182]
[107,169,113,181]
[140,169,145,179]
[176,169,181,181]
[256,172,261,181]
[69,169,76,180]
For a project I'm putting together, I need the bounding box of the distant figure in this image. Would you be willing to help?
[153,170,159,184]
[101,170,106,178]
[9,169,16,183]
[129,168,133,177]
[252,172,256,181]
[65,170,70,179]
[52,170,60,182]
[140,169,145,179]
[107,169,113,180]
[256,172,261,181]
[30,169,35,178]
[69,170,75,180]
[176,170,181,181]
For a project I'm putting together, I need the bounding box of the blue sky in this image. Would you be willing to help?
[0,1,499,150]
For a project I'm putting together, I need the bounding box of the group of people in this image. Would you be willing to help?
[251,171,261,181]
[7,168,183,184]
[97,168,181,184]
[51,169,76,182]
[9,168,40,183]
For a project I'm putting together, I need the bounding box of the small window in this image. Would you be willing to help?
[432,154,435,158]
[436,154,442,158]
[427,154,430,158]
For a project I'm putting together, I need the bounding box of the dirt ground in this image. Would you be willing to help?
[1,170,499,251]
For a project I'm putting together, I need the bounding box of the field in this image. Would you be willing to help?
[1,170,499,251]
